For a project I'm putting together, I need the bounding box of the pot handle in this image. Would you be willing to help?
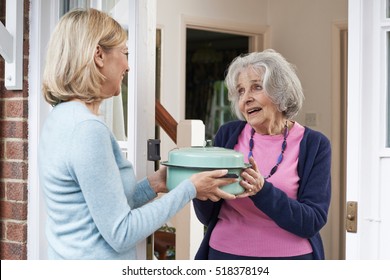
[203,139,213,147]
[220,173,239,179]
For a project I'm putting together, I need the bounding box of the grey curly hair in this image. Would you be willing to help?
[225,49,304,120]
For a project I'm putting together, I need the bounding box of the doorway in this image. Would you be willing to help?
[330,23,348,260]
[185,28,249,140]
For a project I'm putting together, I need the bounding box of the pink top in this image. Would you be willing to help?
[209,122,313,257]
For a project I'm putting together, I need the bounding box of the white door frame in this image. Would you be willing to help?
[28,0,60,260]
[346,0,389,259]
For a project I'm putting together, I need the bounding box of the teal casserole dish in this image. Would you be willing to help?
[161,147,249,195]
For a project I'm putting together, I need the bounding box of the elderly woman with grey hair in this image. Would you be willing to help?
[193,49,332,260]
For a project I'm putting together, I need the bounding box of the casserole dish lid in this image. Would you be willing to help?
[162,147,248,168]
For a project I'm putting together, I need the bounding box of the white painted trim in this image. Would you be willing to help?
[27,0,59,260]
[3,0,23,90]
[346,0,385,259]
[379,149,390,157]
[183,15,269,37]
[126,0,156,178]
[126,0,157,259]
[380,3,390,152]
[346,0,364,259]
[0,22,13,62]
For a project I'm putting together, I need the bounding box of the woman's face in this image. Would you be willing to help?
[98,43,129,99]
[237,67,283,134]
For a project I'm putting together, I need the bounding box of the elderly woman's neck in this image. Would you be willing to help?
[253,119,291,135]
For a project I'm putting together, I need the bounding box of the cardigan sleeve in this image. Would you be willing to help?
[249,129,331,238]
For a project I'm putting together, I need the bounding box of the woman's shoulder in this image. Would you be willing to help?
[300,125,331,153]
[60,101,108,126]
[214,120,246,147]
[53,102,112,140]
[302,126,330,143]
[217,120,246,133]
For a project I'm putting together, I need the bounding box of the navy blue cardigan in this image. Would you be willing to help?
[193,120,331,260]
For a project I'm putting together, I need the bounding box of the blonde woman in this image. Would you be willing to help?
[39,8,238,260]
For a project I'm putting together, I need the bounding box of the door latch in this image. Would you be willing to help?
[147,139,161,161]
[346,201,357,233]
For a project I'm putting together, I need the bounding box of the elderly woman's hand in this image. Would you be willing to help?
[236,157,264,198]
[191,169,237,202]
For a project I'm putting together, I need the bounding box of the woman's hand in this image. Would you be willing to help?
[236,157,264,198]
[191,169,237,202]
[147,165,168,194]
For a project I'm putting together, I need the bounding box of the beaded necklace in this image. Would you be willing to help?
[248,121,289,179]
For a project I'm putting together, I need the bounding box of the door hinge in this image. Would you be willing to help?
[346,201,358,233]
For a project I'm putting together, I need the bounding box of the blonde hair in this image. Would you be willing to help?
[225,49,304,120]
[42,8,127,106]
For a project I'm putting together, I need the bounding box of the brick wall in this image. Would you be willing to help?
[0,0,30,260]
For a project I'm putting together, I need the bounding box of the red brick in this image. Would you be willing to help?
[0,139,4,158]
[6,182,28,201]
[23,55,29,75]
[0,0,4,20]
[0,242,27,260]
[0,99,4,117]
[1,80,28,98]
[0,221,5,239]
[6,222,27,242]
[0,80,5,97]
[0,181,4,199]
[1,161,28,180]
[23,0,29,15]
[0,120,28,138]
[5,140,28,160]
[0,59,3,80]
[0,0,30,261]
[0,201,27,220]
[4,100,28,118]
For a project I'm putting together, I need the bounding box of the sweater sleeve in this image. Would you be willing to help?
[132,177,157,209]
[68,120,196,253]
[249,130,332,238]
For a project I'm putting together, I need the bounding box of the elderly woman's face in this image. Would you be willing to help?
[237,67,282,133]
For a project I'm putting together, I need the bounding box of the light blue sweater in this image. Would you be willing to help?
[38,101,196,259]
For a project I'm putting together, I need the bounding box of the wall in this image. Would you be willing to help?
[268,0,348,260]
[268,0,348,137]
[0,0,30,260]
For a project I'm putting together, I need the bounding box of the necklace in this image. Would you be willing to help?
[248,121,289,179]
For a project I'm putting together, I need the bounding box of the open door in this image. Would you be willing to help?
[346,0,390,259]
